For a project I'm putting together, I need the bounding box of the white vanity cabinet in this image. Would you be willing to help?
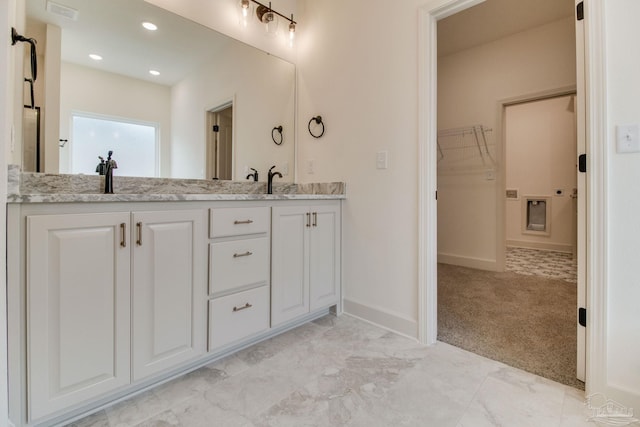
[271,202,341,326]
[23,207,206,422]
[8,195,341,427]
[26,212,132,421]
[208,207,271,350]
[132,209,206,381]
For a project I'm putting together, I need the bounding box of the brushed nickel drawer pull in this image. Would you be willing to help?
[120,223,126,247]
[233,251,253,258]
[233,302,253,312]
[312,212,318,227]
[306,212,311,227]
[234,219,254,225]
[136,222,142,246]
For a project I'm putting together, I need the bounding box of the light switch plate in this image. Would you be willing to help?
[616,124,640,153]
[376,151,388,169]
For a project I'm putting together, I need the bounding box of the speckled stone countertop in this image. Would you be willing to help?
[7,165,345,203]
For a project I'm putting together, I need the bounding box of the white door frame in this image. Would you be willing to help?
[417,0,608,396]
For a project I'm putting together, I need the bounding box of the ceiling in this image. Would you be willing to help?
[438,0,575,57]
[26,0,230,86]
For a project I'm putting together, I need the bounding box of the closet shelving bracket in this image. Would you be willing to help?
[437,124,496,173]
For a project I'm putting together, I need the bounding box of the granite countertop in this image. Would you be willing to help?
[7,166,345,203]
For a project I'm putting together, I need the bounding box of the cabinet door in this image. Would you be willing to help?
[132,210,206,381]
[271,205,310,326]
[309,204,341,311]
[27,213,131,421]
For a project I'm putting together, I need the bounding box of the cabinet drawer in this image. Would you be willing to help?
[209,237,269,295]
[210,207,270,238]
[208,286,270,351]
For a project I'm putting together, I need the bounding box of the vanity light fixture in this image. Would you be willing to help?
[142,21,158,31]
[89,53,103,61]
[238,0,296,42]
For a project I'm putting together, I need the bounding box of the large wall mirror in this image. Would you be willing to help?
[24,0,295,181]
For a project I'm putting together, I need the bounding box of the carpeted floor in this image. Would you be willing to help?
[437,263,585,390]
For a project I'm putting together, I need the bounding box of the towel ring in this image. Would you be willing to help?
[308,116,325,138]
[272,126,283,145]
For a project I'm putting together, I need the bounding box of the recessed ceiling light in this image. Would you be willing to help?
[149,70,160,76]
[89,54,103,61]
[142,22,158,31]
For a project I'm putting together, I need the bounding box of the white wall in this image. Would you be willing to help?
[295,0,427,336]
[170,40,295,181]
[505,95,577,252]
[437,17,576,269]
[58,62,172,176]
[603,0,640,410]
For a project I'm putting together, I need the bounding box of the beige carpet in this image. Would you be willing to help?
[437,263,585,390]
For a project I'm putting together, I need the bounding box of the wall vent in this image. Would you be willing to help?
[506,189,518,199]
[46,1,79,21]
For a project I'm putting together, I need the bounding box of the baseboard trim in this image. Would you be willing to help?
[342,298,418,340]
[506,240,573,253]
[437,253,498,271]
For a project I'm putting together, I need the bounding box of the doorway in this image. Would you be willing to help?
[436,90,582,388]
[428,0,585,388]
[206,103,233,180]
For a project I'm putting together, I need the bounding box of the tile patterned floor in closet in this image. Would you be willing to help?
[506,246,577,283]
[66,315,593,427]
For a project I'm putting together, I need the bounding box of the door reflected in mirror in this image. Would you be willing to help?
[207,103,233,181]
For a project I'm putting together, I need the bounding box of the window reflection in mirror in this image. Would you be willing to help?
[69,114,158,177]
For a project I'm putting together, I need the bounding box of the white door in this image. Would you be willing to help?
[309,204,341,311]
[574,0,587,383]
[271,205,310,326]
[132,210,206,381]
[27,213,131,421]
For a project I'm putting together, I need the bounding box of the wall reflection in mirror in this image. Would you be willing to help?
[23,0,295,181]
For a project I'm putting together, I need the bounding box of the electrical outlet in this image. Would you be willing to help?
[307,159,315,174]
[282,162,289,176]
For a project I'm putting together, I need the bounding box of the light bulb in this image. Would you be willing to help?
[288,17,295,47]
[239,0,252,28]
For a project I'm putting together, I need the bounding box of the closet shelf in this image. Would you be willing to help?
[437,124,496,173]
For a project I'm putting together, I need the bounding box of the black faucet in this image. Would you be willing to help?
[267,165,282,194]
[104,150,117,194]
[246,168,258,181]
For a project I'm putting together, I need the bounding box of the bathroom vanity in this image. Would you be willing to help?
[6,169,345,427]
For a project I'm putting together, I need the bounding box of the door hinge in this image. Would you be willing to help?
[212,125,220,132]
[578,307,587,327]
[576,2,584,21]
[578,154,587,173]
[435,190,438,200]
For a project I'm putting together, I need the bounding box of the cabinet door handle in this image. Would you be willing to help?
[233,251,253,258]
[306,212,311,227]
[120,223,126,247]
[232,302,253,312]
[234,219,254,225]
[136,222,142,246]
[312,212,317,227]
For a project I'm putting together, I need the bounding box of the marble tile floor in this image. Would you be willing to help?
[67,315,594,427]
[506,246,577,283]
